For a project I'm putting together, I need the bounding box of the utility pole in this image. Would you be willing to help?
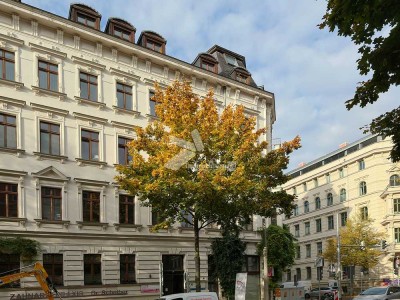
[336,213,342,300]
[263,226,269,300]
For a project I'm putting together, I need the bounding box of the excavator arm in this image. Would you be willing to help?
[0,262,59,300]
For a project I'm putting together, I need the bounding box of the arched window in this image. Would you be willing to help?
[327,193,333,206]
[359,181,367,196]
[304,201,309,213]
[293,205,299,216]
[315,197,321,210]
[390,174,400,187]
[340,188,347,202]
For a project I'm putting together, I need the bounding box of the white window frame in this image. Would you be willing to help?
[0,34,24,83]
[35,115,65,156]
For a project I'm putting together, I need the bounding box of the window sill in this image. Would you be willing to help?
[75,96,106,109]
[76,158,107,168]
[0,147,25,157]
[114,223,142,231]
[31,86,67,100]
[204,227,222,235]
[76,221,108,230]
[33,152,68,163]
[34,219,70,228]
[112,106,140,117]
[145,114,159,121]
[0,78,24,90]
[0,217,27,226]
[178,226,194,233]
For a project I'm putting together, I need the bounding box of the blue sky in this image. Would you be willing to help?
[25,0,399,170]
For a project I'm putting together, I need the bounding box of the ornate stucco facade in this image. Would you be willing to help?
[0,1,275,299]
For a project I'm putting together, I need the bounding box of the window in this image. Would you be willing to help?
[395,228,400,243]
[341,212,347,226]
[286,270,291,281]
[117,83,133,110]
[41,187,62,221]
[327,193,333,206]
[293,204,299,216]
[242,256,260,275]
[326,173,330,183]
[390,175,400,187]
[294,224,300,237]
[306,267,312,280]
[0,113,17,148]
[225,54,238,66]
[118,137,132,165]
[38,61,58,91]
[113,27,131,41]
[119,195,134,224]
[313,178,318,188]
[236,73,248,83]
[317,242,323,255]
[152,209,162,225]
[40,122,60,155]
[361,206,368,220]
[340,188,346,202]
[296,246,301,259]
[0,183,17,218]
[43,254,63,286]
[0,254,20,288]
[120,254,136,284]
[358,159,365,170]
[296,268,301,281]
[315,197,321,210]
[305,222,310,235]
[304,201,309,213]
[316,219,322,233]
[306,244,311,258]
[81,130,99,161]
[328,215,334,230]
[77,12,96,28]
[80,72,98,101]
[339,168,344,178]
[83,191,100,222]
[303,183,307,192]
[146,39,162,52]
[201,60,216,72]
[0,49,15,81]
[84,254,101,285]
[394,199,400,214]
[149,91,158,116]
[359,181,367,196]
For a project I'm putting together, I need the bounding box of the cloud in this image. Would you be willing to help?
[25,0,400,170]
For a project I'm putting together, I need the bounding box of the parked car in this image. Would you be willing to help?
[157,292,219,300]
[305,287,336,299]
[353,286,400,300]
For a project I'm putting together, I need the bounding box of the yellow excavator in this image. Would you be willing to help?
[0,262,62,299]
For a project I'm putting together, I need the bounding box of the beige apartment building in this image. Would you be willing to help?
[281,135,400,289]
[0,1,275,299]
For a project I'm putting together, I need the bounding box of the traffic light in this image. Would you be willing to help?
[317,267,323,280]
[381,240,388,250]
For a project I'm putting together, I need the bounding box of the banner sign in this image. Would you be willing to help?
[235,273,248,300]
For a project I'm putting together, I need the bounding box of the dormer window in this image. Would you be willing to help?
[146,39,162,52]
[225,54,238,66]
[138,31,167,54]
[192,53,218,73]
[236,73,248,83]
[201,61,216,72]
[69,4,101,30]
[105,18,136,43]
[232,67,251,85]
[77,13,96,28]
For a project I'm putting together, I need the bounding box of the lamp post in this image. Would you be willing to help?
[263,224,269,300]
[336,213,342,300]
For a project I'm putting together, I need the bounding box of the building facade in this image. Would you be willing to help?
[0,1,275,299]
[281,135,400,290]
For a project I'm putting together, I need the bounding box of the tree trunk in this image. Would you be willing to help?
[194,216,201,292]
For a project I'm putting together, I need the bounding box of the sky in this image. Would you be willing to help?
[25,0,399,170]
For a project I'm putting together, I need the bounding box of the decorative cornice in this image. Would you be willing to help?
[30,103,69,116]
[110,67,140,82]
[71,56,106,70]
[29,42,67,59]
[0,96,25,107]
[0,32,24,46]
[0,168,27,177]
[73,112,107,124]
[74,178,109,186]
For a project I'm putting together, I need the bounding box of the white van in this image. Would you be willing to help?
[158,292,219,300]
[280,281,312,292]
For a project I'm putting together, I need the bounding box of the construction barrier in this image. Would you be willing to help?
[275,287,305,300]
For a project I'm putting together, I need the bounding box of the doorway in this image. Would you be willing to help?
[162,255,184,295]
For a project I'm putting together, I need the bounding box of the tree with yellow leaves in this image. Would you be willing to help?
[116,80,300,291]
[323,214,385,272]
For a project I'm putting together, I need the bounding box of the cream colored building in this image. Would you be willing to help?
[281,135,400,289]
[0,1,275,299]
